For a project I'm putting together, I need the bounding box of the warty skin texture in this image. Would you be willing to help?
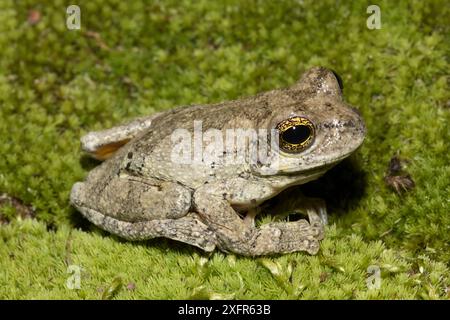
[70,67,365,256]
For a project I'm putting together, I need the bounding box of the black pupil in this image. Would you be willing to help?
[281,125,311,145]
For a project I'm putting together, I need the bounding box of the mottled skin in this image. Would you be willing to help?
[70,67,365,256]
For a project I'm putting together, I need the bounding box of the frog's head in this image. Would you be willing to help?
[258,67,366,178]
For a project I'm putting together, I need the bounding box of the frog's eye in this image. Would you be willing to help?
[276,117,315,153]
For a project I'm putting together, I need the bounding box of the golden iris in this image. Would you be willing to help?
[276,117,315,153]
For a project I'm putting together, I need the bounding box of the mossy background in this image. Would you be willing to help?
[0,0,448,299]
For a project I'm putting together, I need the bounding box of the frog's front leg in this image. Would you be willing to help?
[292,197,328,230]
[193,180,323,256]
[271,195,328,235]
[81,112,162,160]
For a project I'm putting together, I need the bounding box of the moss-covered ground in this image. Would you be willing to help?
[0,0,448,299]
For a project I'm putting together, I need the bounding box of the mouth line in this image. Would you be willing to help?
[276,144,363,175]
[276,162,334,177]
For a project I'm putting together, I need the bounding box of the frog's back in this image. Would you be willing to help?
[90,85,306,188]
[120,87,307,187]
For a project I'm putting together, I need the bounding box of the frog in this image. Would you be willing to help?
[70,67,366,256]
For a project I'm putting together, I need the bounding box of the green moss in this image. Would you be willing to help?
[0,0,448,299]
[0,220,447,299]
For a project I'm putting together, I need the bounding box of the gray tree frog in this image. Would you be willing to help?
[70,67,365,256]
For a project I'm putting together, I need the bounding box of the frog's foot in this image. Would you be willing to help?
[75,204,217,252]
[257,220,321,255]
[194,190,323,256]
[243,208,259,228]
[304,197,328,226]
[81,112,162,160]
[71,175,191,222]
[287,197,327,241]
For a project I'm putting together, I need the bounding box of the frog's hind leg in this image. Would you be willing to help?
[81,112,162,160]
[78,205,216,252]
[70,178,217,252]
